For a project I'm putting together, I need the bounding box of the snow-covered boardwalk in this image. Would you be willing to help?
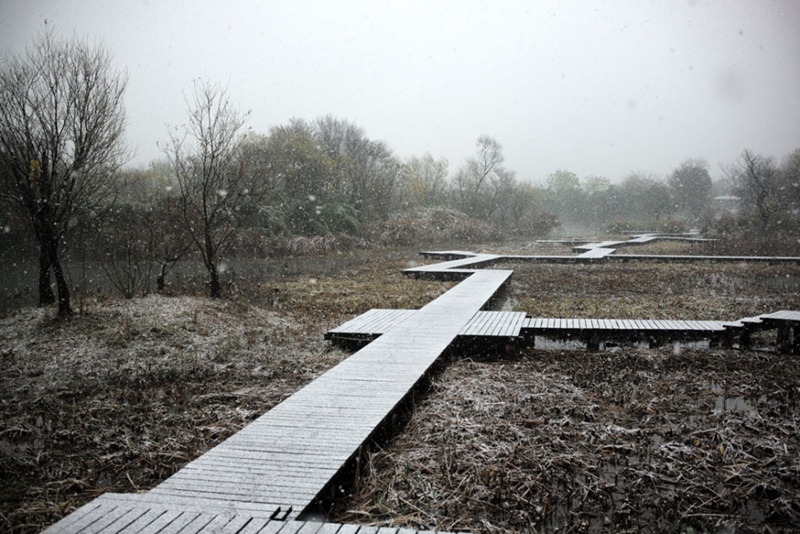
[42,234,800,533]
[43,255,512,534]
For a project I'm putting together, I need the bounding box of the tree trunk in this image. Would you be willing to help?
[51,250,72,316]
[208,266,221,298]
[204,229,222,298]
[157,262,167,292]
[37,250,56,306]
[43,230,72,316]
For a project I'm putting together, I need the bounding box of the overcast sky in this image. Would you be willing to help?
[2,0,799,183]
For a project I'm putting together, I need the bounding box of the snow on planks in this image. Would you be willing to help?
[46,492,436,534]
[326,310,526,341]
[44,254,509,534]
[41,239,800,534]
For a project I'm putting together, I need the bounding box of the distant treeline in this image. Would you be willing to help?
[3,113,799,301]
[2,31,799,309]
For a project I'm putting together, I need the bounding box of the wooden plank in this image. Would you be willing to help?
[482,311,503,336]
[147,511,202,534]
[496,312,516,336]
[472,311,497,336]
[182,513,232,534]
[200,515,253,534]
[259,520,296,534]
[59,244,795,533]
[490,311,510,336]
[509,312,526,336]
[488,312,509,336]
[127,511,188,534]
[80,506,143,534]
[766,310,800,321]
[115,507,172,534]
[41,501,108,534]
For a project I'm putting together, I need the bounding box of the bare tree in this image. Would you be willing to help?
[0,29,128,315]
[727,150,789,235]
[99,204,153,299]
[453,136,515,221]
[164,80,258,298]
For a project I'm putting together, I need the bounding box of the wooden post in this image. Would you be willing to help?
[585,331,600,351]
[776,325,790,353]
[721,331,734,349]
[740,329,752,350]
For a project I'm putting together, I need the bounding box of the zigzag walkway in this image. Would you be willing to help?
[44,257,512,534]
[528,232,800,262]
[42,235,800,533]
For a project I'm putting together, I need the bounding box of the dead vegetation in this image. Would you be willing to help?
[2,242,799,533]
[0,255,451,533]
[333,350,800,533]
[329,246,800,533]
[506,261,799,322]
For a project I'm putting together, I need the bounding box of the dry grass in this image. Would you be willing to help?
[333,350,800,533]
[0,255,451,533]
[3,244,799,534]
[506,261,800,321]
[329,254,800,533]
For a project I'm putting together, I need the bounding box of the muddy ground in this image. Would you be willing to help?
[2,241,799,533]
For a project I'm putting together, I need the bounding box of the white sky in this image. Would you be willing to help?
[1,0,799,183]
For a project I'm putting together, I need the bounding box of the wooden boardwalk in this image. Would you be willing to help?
[534,233,800,264]
[326,308,800,352]
[42,237,800,533]
[325,310,526,342]
[47,492,433,534]
[45,255,511,534]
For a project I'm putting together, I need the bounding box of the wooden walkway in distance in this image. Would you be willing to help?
[41,238,800,533]
[44,254,511,534]
[532,232,800,264]
[326,307,800,352]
